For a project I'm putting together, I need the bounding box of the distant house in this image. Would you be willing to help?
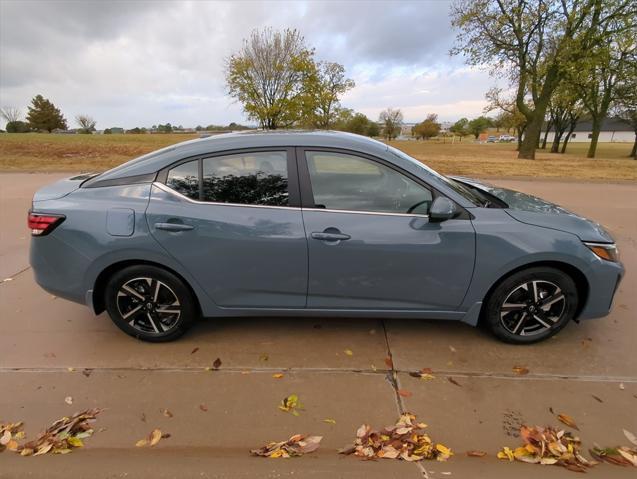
[108,127,125,134]
[542,117,634,143]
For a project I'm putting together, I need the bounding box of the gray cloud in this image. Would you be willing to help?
[0,0,493,128]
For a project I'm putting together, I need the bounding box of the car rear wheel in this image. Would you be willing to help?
[484,267,578,344]
[105,265,197,342]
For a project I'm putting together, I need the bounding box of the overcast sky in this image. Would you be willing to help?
[0,0,497,129]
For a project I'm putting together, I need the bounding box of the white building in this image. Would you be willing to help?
[542,118,634,143]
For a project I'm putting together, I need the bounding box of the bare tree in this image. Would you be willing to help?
[75,115,96,134]
[0,106,21,123]
[379,108,403,140]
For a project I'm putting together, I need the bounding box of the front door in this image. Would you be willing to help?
[147,149,307,308]
[299,149,475,310]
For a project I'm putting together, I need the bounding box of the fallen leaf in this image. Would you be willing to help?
[447,377,462,387]
[82,368,93,378]
[557,413,579,430]
[212,358,222,369]
[279,394,302,416]
[64,396,73,405]
[619,383,625,390]
[272,373,284,379]
[449,345,457,353]
[199,404,208,412]
[135,438,149,447]
[398,389,412,398]
[251,434,322,458]
[384,356,394,369]
[512,366,529,375]
[323,418,336,425]
[161,409,173,418]
[591,395,603,403]
[150,429,163,446]
[140,413,146,422]
[344,349,353,356]
[259,353,269,362]
[339,413,451,462]
[67,367,75,372]
[190,347,199,354]
[466,450,487,457]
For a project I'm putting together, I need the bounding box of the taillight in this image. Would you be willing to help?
[28,211,65,236]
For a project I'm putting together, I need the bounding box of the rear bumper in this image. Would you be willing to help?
[578,260,624,320]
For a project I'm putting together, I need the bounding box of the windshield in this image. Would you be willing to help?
[386,145,486,206]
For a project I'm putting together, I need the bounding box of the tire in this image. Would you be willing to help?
[483,267,578,344]
[104,265,198,342]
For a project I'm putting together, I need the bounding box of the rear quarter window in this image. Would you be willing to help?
[166,160,199,200]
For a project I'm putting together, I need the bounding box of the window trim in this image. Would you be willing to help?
[295,147,468,219]
[158,147,300,208]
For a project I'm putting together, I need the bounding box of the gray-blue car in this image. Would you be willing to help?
[28,131,624,343]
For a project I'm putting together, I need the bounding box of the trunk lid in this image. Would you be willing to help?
[32,173,98,202]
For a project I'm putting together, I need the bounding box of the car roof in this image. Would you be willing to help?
[92,130,390,182]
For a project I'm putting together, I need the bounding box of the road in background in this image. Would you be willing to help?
[1,173,635,478]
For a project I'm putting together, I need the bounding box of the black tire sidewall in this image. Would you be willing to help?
[105,265,197,342]
[485,267,578,344]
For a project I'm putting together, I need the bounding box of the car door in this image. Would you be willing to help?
[146,148,308,308]
[298,148,475,310]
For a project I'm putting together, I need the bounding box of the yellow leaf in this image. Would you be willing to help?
[135,439,149,447]
[420,373,435,380]
[497,447,514,461]
[67,436,84,448]
[436,444,453,456]
[323,418,337,425]
[344,349,353,356]
[150,428,162,446]
[269,449,288,458]
[67,367,75,372]
[272,373,284,379]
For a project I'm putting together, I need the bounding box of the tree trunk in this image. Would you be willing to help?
[518,114,544,159]
[631,134,637,159]
[561,130,574,154]
[550,130,564,153]
[586,115,602,158]
[541,122,551,149]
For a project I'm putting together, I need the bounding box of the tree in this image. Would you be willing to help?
[413,114,441,140]
[75,114,96,134]
[449,117,469,140]
[226,28,315,129]
[1,106,29,133]
[545,84,583,153]
[613,60,637,158]
[567,27,636,158]
[367,121,380,137]
[306,61,355,128]
[26,95,67,132]
[484,87,528,149]
[379,108,403,140]
[468,116,492,139]
[451,0,636,160]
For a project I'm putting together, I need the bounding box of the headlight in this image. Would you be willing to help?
[584,242,619,262]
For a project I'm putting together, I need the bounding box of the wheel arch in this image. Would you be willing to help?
[479,260,590,323]
[92,259,202,316]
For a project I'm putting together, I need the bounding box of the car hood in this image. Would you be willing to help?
[450,176,615,243]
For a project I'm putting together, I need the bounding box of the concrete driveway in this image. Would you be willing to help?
[1,173,635,478]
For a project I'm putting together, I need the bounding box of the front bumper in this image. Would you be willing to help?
[578,259,624,320]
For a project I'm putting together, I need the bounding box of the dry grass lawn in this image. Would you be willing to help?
[0,132,635,181]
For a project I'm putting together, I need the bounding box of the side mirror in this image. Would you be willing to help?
[429,197,458,222]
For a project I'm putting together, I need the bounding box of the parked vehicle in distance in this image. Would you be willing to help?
[498,135,516,142]
[486,135,497,143]
[29,131,623,344]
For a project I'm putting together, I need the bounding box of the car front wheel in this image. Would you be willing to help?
[104,265,197,342]
[484,267,578,344]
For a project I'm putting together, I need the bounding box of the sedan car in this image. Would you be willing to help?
[29,131,623,344]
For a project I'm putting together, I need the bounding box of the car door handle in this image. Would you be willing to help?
[154,222,194,232]
[311,231,351,241]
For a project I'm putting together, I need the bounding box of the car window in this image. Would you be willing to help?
[305,151,432,215]
[202,151,288,206]
[166,159,199,200]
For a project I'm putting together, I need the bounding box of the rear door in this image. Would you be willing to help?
[298,148,475,310]
[146,148,308,308]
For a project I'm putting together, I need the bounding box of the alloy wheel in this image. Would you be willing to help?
[499,280,566,337]
[116,277,181,334]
